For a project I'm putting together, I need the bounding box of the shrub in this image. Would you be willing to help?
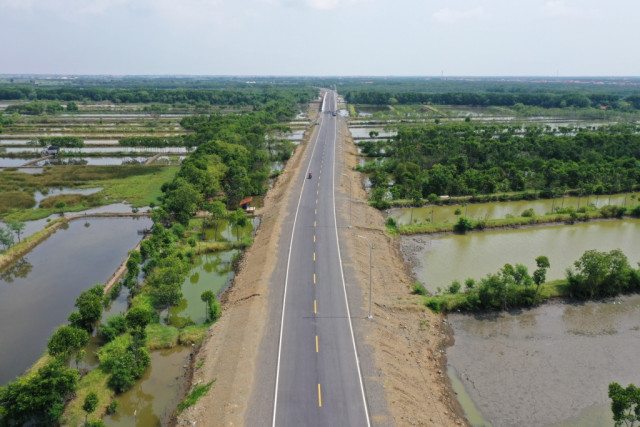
[448,280,461,294]
[385,217,397,227]
[521,208,535,218]
[412,282,427,295]
[454,216,473,233]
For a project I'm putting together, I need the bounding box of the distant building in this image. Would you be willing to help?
[239,196,255,213]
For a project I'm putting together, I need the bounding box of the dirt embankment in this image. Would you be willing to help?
[176,101,466,426]
[337,119,467,426]
[175,103,322,426]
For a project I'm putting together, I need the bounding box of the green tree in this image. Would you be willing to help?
[66,101,79,112]
[208,200,227,241]
[6,220,25,243]
[47,325,89,360]
[228,209,248,241]
[70,284,104,331]
[0,226,15,250]
[82,391,99,425]
[163,178,203,225]
[609,382,640,427]
[533,255,550,301]
[0,359,78,424]
[125,306,152,363]
[454,216,473,233]
[567,249,633,298]
[201,290,214,321]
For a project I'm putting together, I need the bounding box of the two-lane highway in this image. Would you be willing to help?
[272,91,370,426]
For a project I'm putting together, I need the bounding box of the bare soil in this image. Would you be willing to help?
[175,103,323,426]
[336,119,467,427]
[176,101,467,426]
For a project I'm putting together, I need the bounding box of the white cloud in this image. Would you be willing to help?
[305,0,372,11]
[307,0,340,10]
[542,1,596,19]
[433,7,487,24]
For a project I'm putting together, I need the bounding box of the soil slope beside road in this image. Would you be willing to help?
[176,101,466,426]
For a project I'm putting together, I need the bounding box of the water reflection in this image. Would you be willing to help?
[104,347,190,427]
[408,219,640,292]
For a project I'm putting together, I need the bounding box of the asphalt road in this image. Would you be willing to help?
[272,91,370,426]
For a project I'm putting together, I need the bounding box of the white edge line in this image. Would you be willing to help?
[331,92,372,427]
[272,90,327,427]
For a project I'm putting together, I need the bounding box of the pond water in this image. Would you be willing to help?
[0,157,33,166]
[36,157,151,166]
[447,294,640,426]
[0,216,152,385]
[391,193,640,226]
[103,346,190,427]
[348,127,396,138]
[33,187,103,208]
[406,219,640,292]
[168,250,239,327]
[4,146,190,154]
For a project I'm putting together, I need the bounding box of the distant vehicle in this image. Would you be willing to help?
[332,111,337,116]
[308,172,312,179]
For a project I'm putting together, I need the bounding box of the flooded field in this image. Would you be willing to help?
[0,216,152,385]
[4,146,189,154]
[391,193,640,225]
[404,219,640,292]
[401,217,640,426]
[348,127,396,139]
[104,346,190,426]
[168,250,239,327]
[448,295,640,426]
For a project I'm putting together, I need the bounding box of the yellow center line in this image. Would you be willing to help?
[318,384,322,407]
[314,235,316,243]
[314,220,317,228]
[315,208,317,215]
[314,299,317,314]
[313,273,316,284]
[315,334,319,352]
[313,252,316,261]
[317,189,319,195]
[316,199,319,205]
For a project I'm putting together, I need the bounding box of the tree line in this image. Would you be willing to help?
[0,85,316,107]
[425,249,640,313]
[344,90,640,110]
[361,123,640,207]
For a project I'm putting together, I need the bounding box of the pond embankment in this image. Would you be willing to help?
[400,216,640,426]
[0,212,150,271]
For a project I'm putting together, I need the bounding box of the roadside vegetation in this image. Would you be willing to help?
[0,82,314,424]
[424,249,640,313]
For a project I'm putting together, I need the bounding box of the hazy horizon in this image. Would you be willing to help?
[2,0,639,76]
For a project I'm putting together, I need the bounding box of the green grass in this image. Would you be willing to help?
[0,165,178,220]
[62,368,113,426]
[99,165,178,207]
[179,324,210,345]
[176,380,215,414]
[146,324,179,349]
[398,212,599,235]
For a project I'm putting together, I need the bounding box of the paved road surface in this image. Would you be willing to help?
[272,91,370,426]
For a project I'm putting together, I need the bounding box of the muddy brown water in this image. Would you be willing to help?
[406,219,640,293]
[391,193,640,226]
[0,216,151,385]
[401,219,640,426]
[447,295,640,426]
[103,346,191,426]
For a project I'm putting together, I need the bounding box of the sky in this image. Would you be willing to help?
[1,0,638,76]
